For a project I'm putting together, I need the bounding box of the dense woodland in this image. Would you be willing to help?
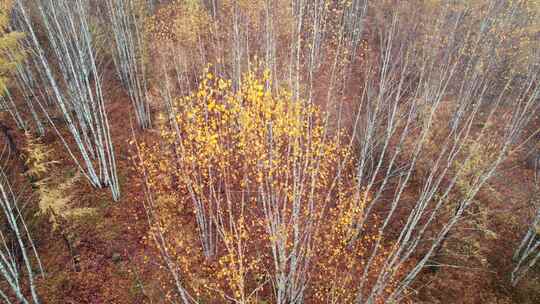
[0,0,539,303]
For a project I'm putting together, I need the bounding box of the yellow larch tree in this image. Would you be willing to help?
[0,0,23,94]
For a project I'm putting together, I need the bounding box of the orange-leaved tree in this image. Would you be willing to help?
[135,69,401,303]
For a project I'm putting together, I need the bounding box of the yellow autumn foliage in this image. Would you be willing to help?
[422,0,538,78]
[0,0,23,94]
[147,0,211,46]
[24,134,96,230]
[137,69,404,303]
[24,132,58,179]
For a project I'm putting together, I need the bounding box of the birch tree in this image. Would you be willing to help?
[0,88,27,132]
[136,0,539,303]
[106,0,152,129]
[12,0,121,201]
[346,1,540,302]
[511,171,540,286]
[0,143,43,304]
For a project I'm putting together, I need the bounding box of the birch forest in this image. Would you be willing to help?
[0,0,539,303]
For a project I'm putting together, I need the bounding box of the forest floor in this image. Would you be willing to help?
[23,84,155,303]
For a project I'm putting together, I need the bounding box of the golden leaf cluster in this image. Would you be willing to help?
[0,0,24,94]
[136,70,406,302]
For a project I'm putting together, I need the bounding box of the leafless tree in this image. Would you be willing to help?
[0,143,43,304]
[13,0,121,201]
[511,170,540,286]
[106,0,152,129]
